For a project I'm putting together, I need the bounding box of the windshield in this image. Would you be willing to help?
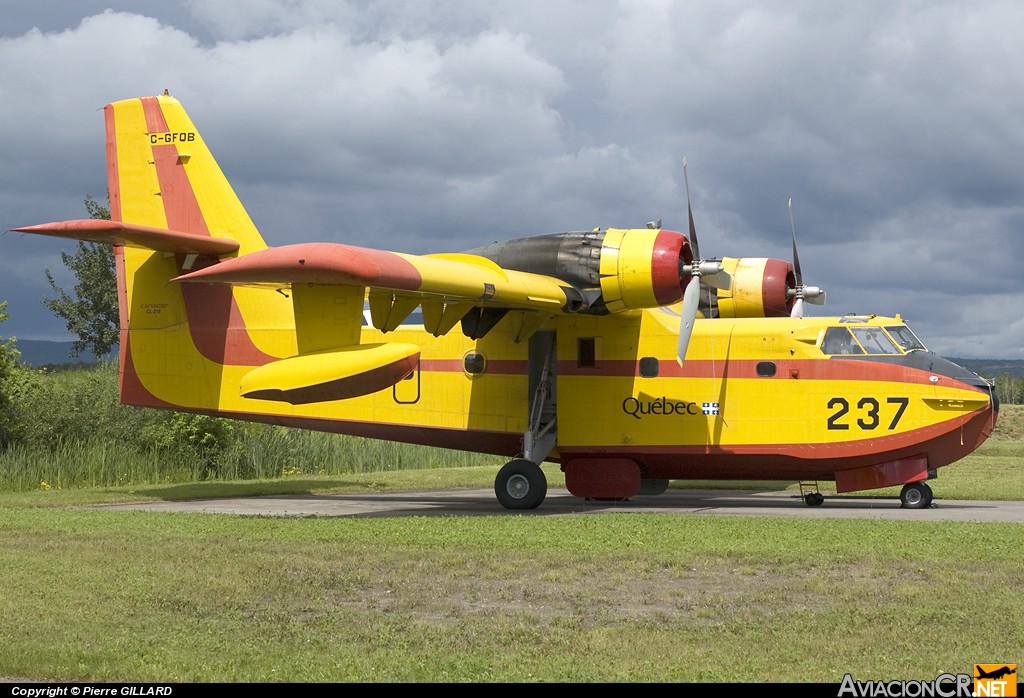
[821,325,926,356]
[886,325,926,352]
[820,327,865,355]
[850,327,901,354]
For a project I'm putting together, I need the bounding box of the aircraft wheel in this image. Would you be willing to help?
[638,478,669,496]
[495,459,547,510]
[900,482,933,509]
[804,492,825,507]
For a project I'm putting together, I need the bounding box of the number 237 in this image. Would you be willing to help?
[827,397,909,430]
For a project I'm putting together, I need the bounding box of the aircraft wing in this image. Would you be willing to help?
[174,242,582,310]
[173,241,586,339]
[14,221,588,404]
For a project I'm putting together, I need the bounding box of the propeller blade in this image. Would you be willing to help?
[788,198,802,287]
[676,275,700,366]
[786,197,826,317]
[682,157,700,261]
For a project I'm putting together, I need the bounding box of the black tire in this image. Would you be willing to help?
[638,479,669,496]
[804,493,825,507]
[900,482,933,509]
[495,459,547,510]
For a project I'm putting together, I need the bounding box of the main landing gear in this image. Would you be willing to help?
[494,330,555,511]
[899,481,934,509]
[495,459,548,510]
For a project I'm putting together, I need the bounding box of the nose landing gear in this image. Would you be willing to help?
[800,482,825,507]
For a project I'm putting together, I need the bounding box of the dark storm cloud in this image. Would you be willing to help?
[1,1,1021,357]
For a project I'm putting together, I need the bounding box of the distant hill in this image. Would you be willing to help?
[949,358,1024,378]
[13,340,116,367]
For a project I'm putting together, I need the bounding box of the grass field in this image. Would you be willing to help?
[0,407,1021,683]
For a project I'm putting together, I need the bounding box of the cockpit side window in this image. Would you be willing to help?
[850,327,901,354]
[886,325,926,352]
[821,327,865,355]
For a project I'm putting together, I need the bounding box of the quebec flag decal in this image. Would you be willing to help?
[702,402,719,415]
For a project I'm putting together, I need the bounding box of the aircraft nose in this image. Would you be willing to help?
[930,354,999,422]
[967,376,999,415]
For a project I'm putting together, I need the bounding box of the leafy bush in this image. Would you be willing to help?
[11,361,165,450]
[149,412,237,479]
[1,302,27,446]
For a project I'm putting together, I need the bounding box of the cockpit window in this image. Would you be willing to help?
[821,327,865,355]
[850,327,901,354]
[886,325,926,352]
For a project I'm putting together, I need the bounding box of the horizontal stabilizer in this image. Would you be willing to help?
[240,342,420,404]
[11,219,239,256]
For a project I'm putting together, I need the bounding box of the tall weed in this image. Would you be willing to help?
[0,362,495,491]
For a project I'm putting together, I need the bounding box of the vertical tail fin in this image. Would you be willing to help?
[15,95,292,410]
[105,94,268,253]
[107,96,287,395]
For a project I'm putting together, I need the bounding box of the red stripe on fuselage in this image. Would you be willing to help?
[119,335,179,409]
[410,356,981,392]
[553,357,982,389]
[418,359,529,374]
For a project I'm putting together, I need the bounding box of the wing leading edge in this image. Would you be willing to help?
[173,242,586,312]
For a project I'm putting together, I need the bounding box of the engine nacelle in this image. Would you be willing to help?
[710,257,795,318]
[467,228,691,314]
[467,231,805,319]
[597,228,691,313]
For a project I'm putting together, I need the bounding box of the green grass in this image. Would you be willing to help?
[0,406,1021,683]
[0,510,1021,682]
[0,428,498,492]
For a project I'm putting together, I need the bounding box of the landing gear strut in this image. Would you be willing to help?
[494,332,556,511]
[900,481,933,509]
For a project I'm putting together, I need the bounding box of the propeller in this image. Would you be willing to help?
[787,198,825,318]
[677,158,729,365]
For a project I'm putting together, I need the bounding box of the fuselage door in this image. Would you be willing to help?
[392,360,420,404]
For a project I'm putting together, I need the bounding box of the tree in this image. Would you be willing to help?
[0,301,22,445]
[993,372,1024,405]
[43,195,118,358]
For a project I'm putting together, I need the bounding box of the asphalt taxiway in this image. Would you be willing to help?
[101,488,1024,522]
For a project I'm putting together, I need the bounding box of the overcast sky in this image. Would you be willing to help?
[2,1,1022,358]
